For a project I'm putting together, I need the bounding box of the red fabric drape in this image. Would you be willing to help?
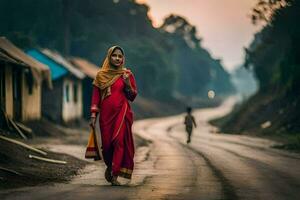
[90,73,137,179]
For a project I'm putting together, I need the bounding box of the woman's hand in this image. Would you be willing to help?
[122,73,131,86]
[89,117,96,129]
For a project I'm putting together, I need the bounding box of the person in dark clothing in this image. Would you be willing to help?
[184,107,197,144]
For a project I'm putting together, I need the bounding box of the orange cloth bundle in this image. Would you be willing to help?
[85,128,101,161]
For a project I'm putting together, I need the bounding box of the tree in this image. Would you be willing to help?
[246,0,300,92]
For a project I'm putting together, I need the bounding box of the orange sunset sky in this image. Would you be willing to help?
[136,0,262,72]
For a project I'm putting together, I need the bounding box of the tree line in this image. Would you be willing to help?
[0,0,234,101]
[246,0,300,94]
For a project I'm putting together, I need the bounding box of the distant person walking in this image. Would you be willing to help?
[85,46,137,186]
[184,107,197,144]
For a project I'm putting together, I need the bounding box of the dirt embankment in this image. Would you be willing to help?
[0,117,92,190]
[0,135,86,189]
[210,90,300,151]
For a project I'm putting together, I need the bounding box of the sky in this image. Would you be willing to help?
[136,0,262,72]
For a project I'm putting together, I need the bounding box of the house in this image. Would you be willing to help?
[0,37,52,124]
[27,49,85,124]
[69,57,99,119]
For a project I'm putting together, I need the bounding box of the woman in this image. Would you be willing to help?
[87,46,137,186]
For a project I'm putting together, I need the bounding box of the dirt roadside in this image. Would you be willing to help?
[0,138,86,189]
[0,119,150,190]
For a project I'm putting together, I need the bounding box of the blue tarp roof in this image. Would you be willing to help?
[26,49,68,80]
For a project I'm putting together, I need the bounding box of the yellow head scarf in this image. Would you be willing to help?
[93,46,129,100]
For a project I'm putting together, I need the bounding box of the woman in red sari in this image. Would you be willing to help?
[89,46,137,186]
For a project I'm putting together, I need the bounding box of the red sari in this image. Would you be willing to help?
[90,73,137,179]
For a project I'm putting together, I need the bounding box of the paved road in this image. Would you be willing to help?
[156,98,300,200]
[1,98,300,200]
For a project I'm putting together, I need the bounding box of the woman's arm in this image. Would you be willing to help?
[91,85,101,116]
[90,86,101,127]
[124,73,137,102]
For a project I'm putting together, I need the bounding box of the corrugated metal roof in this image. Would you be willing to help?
[27,49,68,80]
[42,49,85,80]
[69,57,99,79]
[0,37,52,88]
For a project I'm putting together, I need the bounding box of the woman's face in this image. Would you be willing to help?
[110,48,124,67]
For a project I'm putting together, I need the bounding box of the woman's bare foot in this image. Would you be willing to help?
[111,176,121,186]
